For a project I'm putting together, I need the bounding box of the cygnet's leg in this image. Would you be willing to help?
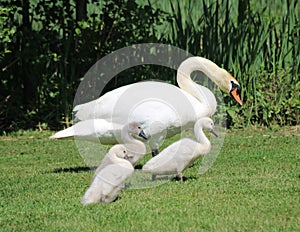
[151,149,159,157]
[177,173,183,182]
[100,195,107,204]
[151,174,157,181]
[149,139,160,157]
[151,149,159,181]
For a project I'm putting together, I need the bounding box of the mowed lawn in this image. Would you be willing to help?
[0,127,299,231]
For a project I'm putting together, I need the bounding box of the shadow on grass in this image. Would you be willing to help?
[134,164,143,169]
[52,166,96,173]
[171,175,198,182]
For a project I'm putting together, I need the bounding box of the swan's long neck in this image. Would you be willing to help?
[121,125,131,143]
[121,126,135,144]
[194,121,210,146]
[121,126,145,152]
[177,57,229,96]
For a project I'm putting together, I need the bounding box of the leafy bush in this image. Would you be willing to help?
[0,0,167,132]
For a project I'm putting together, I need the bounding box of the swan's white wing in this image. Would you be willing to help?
[74,84,133,121]
[142,139,196,175]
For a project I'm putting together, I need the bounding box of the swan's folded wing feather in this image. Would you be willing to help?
[142,148,177,174]
[143,139,195,174]
[96,163,134,196]
[93,155,114,177]
[82,161,133,205]
[74,85,132,121]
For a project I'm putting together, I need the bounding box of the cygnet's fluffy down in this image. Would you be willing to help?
[142,117,218,181]
[81,145,134,205]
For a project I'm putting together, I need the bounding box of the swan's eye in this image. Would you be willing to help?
[123,150,126,154]
[231,81,241,94]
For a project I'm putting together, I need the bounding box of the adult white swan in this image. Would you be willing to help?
[51,57,242,155]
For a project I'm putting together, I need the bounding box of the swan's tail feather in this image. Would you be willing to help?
[49,127,75,139]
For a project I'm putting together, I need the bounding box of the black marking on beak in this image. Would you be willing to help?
[139,130,148,140]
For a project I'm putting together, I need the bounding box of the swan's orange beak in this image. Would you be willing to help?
[231,88,242,106]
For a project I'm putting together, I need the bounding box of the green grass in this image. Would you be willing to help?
[0,128,299,231]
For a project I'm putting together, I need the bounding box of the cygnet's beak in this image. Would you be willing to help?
[210,129,218,137]
[139,130,148,140]
[125,153,134,161]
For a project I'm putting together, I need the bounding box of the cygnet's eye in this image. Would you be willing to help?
[138,126,141,129]
[123,150,126,154]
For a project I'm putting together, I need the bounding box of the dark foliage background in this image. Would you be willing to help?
[0,0,299,133]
